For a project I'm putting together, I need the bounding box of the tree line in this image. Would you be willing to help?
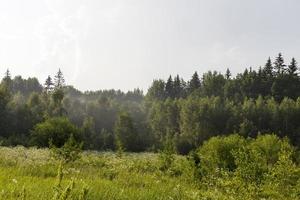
[0,53,300,154]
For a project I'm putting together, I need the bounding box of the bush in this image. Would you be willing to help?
[50,134,83,163]
[30,117,81,147]
[233,134,289,183]
[197,134,246,175]
[261,139,299,199]
[249,134,286,166]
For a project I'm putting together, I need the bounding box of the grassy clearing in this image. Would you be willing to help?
[0,147,198,200]
[0,141,299,200]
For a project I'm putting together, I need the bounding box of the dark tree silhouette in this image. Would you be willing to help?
[188,71,201,92]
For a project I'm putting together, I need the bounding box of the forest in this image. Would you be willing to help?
[0,53,300,199]
[0,53,300,153]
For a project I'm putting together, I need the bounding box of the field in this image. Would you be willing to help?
[0,141,299,200]
[0,147,199,200]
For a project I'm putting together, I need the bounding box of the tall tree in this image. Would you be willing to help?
[146,79,166,101]
[54,69,65,89]
[288,58,298,76]
[114,112,139,152]
[2,69,12,89]
[0,85,10,137]
[188,71,201,93]
[165,75,174,98]
[44,75,54,93]
[52,89,65,116]
[263,57,273,77]
[173,75,183,98]
[274,53,286,75]
[225,68,232,80]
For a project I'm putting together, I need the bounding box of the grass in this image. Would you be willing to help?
[0,145,298,200]
[0,147,199,200]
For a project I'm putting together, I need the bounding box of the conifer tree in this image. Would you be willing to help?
[263,57,273,77]
[188,71,201,93]
[2,69,12,89]
[173,75,182,98]
[288,58,298,76]
[44,75,54,93]
[165,75,174,98]
[4,69,10,79]
[274,53,286,75]
[54,69,65,89]
[225,68,231,80]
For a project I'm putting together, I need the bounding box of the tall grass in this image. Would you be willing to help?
[0,142,298,200]
[0,147,198,200]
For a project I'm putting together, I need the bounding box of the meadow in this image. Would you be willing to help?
[0,147,199,200]
[0,134,299,200]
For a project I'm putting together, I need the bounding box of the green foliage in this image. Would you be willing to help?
[0,142,298,199]
[114,112,139,152]
[30,117,81,148]
[2,53,300,156]
[50,134,83,163]
[115,135,124,158]
[52,162,88,200]
[261,139,299,199]
[198,134,246,175]
[81,117,100,150]
[79,184,89,200]
[191,134,300,199]
[158,134,176,172]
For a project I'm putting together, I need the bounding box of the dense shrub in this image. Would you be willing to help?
[193,134,300,199]
[197,134,246,175]
[30,117,81,147]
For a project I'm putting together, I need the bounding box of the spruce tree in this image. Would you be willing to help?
[274,53,286,75]
[173,75,182,98]
[188,71,201,93]
[54,69,65,89]
[263,57,273,77]
[44,75,54,93]
[225,68,231,80]
[288,58,298,76]
[2,69,12,89]
[4,69,10,79]
[165,75,174,98]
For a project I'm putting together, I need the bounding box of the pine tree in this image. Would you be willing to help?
[263,57,273,77]
[54,69,65,89]
[225,68,231,80]
[44,75,54,93]
[274,53,286,75]
[4,69,10,79]
[52,71,66,116]
[287,58,298,76]
[2,69,12,89]
[165,75,174,98]
[173,75,182,98]
[188,71,201,93]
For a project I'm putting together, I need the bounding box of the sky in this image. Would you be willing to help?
[0,0,300,92]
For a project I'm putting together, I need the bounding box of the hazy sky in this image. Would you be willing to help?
[1,0,300,92]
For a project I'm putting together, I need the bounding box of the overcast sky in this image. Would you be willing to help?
[0,0,300,92]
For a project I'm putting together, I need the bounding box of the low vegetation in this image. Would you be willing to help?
[0,134,299,200]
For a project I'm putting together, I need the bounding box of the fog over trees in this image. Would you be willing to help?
[0,53,300,154]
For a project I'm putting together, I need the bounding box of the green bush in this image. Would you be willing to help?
[50,134,83,163]
[197,134,246,175]
[30,117,81,147]
[249,134,284,166]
